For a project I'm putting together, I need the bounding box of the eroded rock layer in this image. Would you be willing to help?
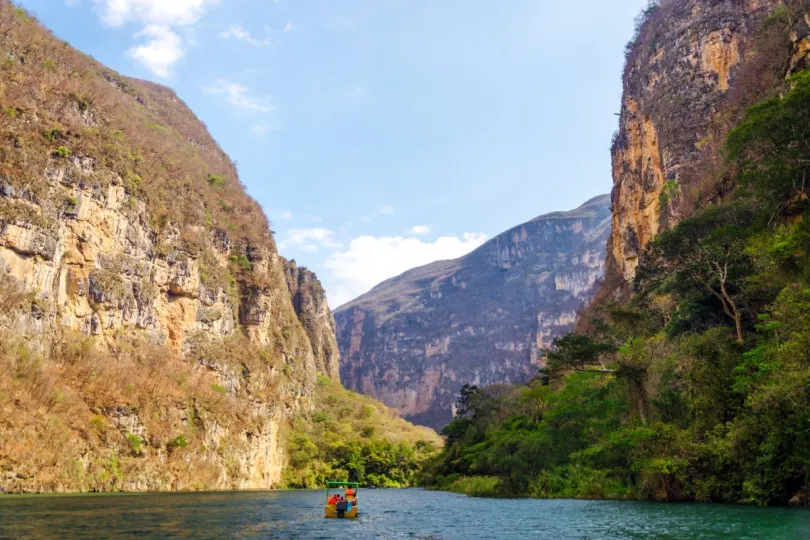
[283,259,341,380]
[335,196,611,429]
[607,0,783,290]
[0,1,337,493]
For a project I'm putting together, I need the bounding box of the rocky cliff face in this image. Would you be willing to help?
[0,2,337,493]
[335,196,611,429]
[607,0,787,292]
[283,259,341,380]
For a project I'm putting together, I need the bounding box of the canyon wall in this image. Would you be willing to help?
[0,1,336,492]
[283,259,341,380]
[335,196,611,429]
[607,0,787,292]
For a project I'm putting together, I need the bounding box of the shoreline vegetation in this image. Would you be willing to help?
[419,66,810,509]
[282,376,441,489]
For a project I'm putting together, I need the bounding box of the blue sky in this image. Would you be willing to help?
[19,0,648,307]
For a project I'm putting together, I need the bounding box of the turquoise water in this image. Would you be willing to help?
[1,489,808,539]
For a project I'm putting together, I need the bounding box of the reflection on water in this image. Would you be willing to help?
[1,488,809,539]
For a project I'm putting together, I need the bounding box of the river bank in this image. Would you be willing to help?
[428,475,810,509]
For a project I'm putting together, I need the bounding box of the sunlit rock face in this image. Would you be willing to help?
[283,259,341,381]
[0,0,339,492]
[0,142,334,492]
[607,0,782,292]
[335,196,611,429]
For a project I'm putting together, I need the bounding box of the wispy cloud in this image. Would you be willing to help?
[379,205,394,215]
[408,225,431,235]
[278,228,342,253]
[95,0,219,27]
[204,80,272,112]
[221,24,272,46]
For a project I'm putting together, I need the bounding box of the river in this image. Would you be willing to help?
[1,489,808,539]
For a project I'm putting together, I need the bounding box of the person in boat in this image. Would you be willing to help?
[345,488,356,504]
[328,493,339,505]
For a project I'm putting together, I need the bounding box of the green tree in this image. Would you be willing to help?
[545,334,617,374]
[727,71,810,215]
[640,204,756,342]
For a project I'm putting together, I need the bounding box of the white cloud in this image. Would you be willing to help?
[325,232,488,307]
[94,0,219,76]
[354,85,364,98]
[128,25,184,77]
[379,205,394,215]
[276,210,293,221]
[284,22,294,33]
[95,0,217,27]
[278,228,342,252]
[204,80,272,112]
[221,24,272,46]
[408,225,431,235]
[360,217,372,223]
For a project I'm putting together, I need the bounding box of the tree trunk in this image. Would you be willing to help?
[734,312,744,344]
[637,392,648,425]
[701,264,745,343]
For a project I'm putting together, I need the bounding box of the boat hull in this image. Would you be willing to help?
[324,504,358,519]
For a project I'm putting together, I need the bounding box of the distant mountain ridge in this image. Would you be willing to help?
[335,194,611,428]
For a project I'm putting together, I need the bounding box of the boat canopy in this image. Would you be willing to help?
[327,481,359,488]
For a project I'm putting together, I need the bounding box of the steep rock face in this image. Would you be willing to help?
[0,2,337,492]
[335,196,611,429]
[607,0,783,290]
[283,259,341,380]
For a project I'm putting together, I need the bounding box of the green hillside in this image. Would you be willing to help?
[284,376,442,488]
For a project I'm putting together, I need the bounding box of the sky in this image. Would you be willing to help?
[18,0,649,307]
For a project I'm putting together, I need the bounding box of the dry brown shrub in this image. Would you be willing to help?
[0,0,277,256]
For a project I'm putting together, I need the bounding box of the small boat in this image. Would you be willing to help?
[324,481,359,519]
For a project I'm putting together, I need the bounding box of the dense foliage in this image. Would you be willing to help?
[422,71,810,506]
[283,376,441,488]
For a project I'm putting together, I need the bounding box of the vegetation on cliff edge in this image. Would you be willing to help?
[421,69,810,508]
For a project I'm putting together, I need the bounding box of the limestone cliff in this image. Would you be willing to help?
[0,2,337,493]
[335,196,611,429]
[283,259,341,380]
[606,0,789,293]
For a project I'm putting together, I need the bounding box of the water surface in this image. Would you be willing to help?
[1,489,808,539]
